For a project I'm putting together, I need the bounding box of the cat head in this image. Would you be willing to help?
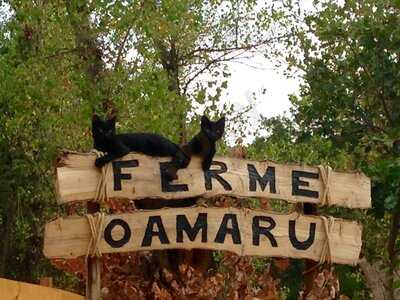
[200,115,225,141]
[92,113,116,142]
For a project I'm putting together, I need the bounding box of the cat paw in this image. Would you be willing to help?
[202,161,211,171]
[95,157,106,168]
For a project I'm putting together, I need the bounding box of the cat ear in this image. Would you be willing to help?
[217,116,225,128]
[92,113,101,124]
[108,114,117,127]
[201,115,211,129]
[107,105,118,121]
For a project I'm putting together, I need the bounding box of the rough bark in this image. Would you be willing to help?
[157,38,187,144]
[65,0,111,112]
[65,2,104,83]
[302,203,320,296]
[358,257,390,300]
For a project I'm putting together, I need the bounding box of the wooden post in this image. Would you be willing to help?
[303,203,319,295]
[86,257,101,300]
[86,202,101,300]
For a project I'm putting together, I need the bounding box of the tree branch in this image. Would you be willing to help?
[349,43,395,126]
[378,42,395,125]
[182,33,292,61]
[43,48,79,60]
[182,50,248,95]
[114,27,132,71]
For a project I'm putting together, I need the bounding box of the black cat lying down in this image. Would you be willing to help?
[92,114,189,180]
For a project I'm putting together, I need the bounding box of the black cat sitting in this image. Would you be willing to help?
[182,115,225,171]
[92,114,189,180]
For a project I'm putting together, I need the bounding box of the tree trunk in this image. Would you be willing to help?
[302,203,320,295]
[0,149,16,277]
[65,1,108,109]
[387,188,400,300]
[0,195,17,277]
[358,257,390,300]
[65,2,109,299]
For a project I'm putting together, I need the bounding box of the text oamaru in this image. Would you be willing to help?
[43,207,362,265]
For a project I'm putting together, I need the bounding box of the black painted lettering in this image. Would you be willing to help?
[289,220,316,250]
[292,170,319,198]
[160,162,189,192]
[112,160,139,191]
[141,216,170,247]
[104,219,131,248]
[248,164,276,193]
[204,161,232,191]
[214,214,241,244]
[176,213,207,243]
[252,216,278,247]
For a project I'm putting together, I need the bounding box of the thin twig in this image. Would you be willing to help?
[182,33,292,60]
[114,27,132,71]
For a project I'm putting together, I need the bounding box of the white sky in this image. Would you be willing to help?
[217,0,316,144]
[222,56,298,119]
[221,0,315,121]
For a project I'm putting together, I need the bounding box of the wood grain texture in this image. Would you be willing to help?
[0,278,84,300]
[55,151,371,208]
[44,207,362,265]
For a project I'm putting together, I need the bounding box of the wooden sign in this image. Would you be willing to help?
[43,207,362,265]
[56,151,371,208]
[0,278,84,300]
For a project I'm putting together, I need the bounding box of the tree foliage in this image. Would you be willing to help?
[0,0,290,295]
[3,0,398,298]
[255,0,400,298]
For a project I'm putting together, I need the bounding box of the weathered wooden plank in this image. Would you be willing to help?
[0,278,84,300]
[55,151,371,208]
[43,207,362,265]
